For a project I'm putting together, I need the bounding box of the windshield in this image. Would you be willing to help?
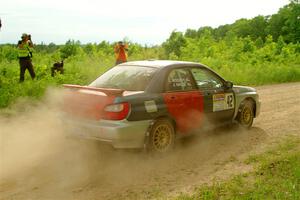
[89,66,157,91]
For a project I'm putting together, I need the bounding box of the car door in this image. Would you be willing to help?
[163,68,204,133]
[190,67,235,125]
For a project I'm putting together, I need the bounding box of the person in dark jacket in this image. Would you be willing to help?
[17,33,35,82]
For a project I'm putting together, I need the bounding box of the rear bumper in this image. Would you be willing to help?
[64,117,151,149]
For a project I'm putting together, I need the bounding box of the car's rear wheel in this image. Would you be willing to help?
[148,118,175,153]
[237,100,254,128]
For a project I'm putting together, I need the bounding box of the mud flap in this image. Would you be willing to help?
[143,120,155,152]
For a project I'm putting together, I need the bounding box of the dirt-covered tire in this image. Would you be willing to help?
[237,100,254,128]
[147,118,175,153]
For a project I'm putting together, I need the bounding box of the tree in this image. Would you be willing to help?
[214,24,231,40]
[184,29,198,38]
[60,40,81,59]
[284,0,300,43]
[97,41,113,55]
[83,43,96,56]
[242,37,255,53]
[231,18,252,38]
[267,1,300,43]
[275,36,286,54]
[163,30,187,58]
[249,16,268,40]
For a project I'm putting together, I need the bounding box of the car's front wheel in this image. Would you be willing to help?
[237,100,254,128]
[148,118,175,153]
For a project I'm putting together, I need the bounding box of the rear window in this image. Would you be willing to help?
[89,66,157,91]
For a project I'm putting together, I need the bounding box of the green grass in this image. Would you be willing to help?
[175,137,300,200]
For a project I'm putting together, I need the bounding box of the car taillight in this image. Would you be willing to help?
[103,102,130,120]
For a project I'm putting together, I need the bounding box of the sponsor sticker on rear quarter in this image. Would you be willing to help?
[144,100,158,113]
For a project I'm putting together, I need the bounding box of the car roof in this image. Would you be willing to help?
[119,60,205,68]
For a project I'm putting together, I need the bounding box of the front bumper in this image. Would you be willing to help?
[64,117,152,149]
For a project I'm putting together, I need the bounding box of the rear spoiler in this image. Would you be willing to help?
[63,84,125,96]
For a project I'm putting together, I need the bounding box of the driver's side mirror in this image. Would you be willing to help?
[225,81,233,89]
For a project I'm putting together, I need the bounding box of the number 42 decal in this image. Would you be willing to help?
[225,93,234,109]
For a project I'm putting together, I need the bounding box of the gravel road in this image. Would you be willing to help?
[0,82,299,200]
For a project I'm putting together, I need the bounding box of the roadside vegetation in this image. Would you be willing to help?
[0,0,299,109]
[175,136,300,200]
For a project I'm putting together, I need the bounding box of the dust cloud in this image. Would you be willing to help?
[0,88,104,195]
[0,88,157,198]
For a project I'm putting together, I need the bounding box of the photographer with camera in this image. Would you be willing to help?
[17,33,35,82]
[114,41,128,65]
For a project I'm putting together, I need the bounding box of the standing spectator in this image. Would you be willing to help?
[114,41,128,65]
[17,33,35,82]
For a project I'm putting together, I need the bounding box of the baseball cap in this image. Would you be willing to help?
[21,33,28,38]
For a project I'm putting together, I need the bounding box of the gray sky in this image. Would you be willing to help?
[0,0,290,45]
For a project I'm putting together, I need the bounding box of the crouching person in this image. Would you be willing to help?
[51,60,64,77]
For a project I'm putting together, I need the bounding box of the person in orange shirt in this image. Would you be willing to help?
[114,41,128,65]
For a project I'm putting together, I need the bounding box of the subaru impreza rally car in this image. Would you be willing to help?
[63,60,260,152]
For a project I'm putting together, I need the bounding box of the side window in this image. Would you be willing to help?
[166,69,196,92]
[191,68,224,89]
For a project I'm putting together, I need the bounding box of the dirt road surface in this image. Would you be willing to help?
[0,82,299,200]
